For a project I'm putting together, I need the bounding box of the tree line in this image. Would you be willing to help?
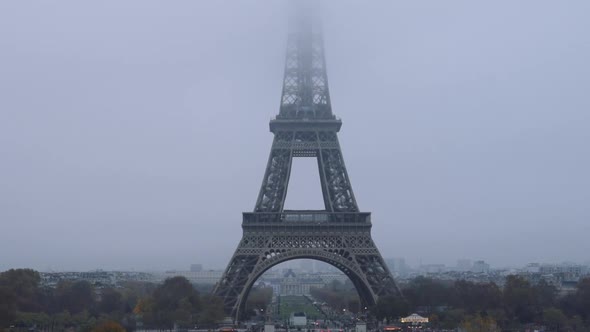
[309,275,590,331]
[4,268,590,331]
[310,279,361,313]
[377,275,590,331]
[0,269,233,331]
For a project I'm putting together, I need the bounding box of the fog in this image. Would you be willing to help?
[1,1,589,271]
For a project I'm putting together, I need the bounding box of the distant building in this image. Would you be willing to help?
[159,270,223,284]
[280,269,324,295]
[190,264,203,272]
[472,260,490,274]
[524,263,541,273]
[517,262,589,295]
[456,259,472,272]
[539,263,584,275]
[40,271,154,288]
[259,269,325,296]
[420,264,446,274]
[386,257,408,276]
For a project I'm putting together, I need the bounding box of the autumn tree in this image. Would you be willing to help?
[91,320,126,332]
[460,314,500,332]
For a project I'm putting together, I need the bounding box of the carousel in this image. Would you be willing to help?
[400,313,429,329]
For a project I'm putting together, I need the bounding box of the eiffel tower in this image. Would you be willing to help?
[213,3,402,321]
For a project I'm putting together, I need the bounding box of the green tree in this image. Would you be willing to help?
[245,286,273,315]
[56,280,96,314]
[503,275,537,323]
[438,309,466,330]
[146,276,201,329]
[452,280,502,313]
[533,279,558,308]
[575,278,590,320]
[542,308,567,331]
[14,312,51,330]
[567,315,588,332]
[403,277,451,311]
[310,281,360,312]
[373,295,409,323]
[53,310,73,330]
[199,295,225,326]
[99,288,125,314]
[486,309,509,330]
[0,287,17,327]
[0,268,42,312]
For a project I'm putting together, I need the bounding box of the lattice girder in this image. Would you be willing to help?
[214,227,402,321]
[277,4,333,120]
[254,129,358,213]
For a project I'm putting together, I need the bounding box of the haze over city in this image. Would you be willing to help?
[1,0,589,272]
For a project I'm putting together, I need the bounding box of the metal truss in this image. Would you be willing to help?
[254,130,357,213]
[278,4,333,120]
[213,2,403,322]
[214,225,402,321]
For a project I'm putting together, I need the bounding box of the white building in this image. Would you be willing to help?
[157,270,224,284]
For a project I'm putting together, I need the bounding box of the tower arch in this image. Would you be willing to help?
[237,253,376,320]
[214,224,402,321]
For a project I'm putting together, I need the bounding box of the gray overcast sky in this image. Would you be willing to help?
[1,1,589,272]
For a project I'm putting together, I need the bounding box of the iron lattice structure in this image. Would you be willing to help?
[214,5,402,321]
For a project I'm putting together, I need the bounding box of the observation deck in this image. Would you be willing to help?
[242,210,371,228]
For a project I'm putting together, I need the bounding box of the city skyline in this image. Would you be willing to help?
[17,257,590,274]
[1,0,589,271]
